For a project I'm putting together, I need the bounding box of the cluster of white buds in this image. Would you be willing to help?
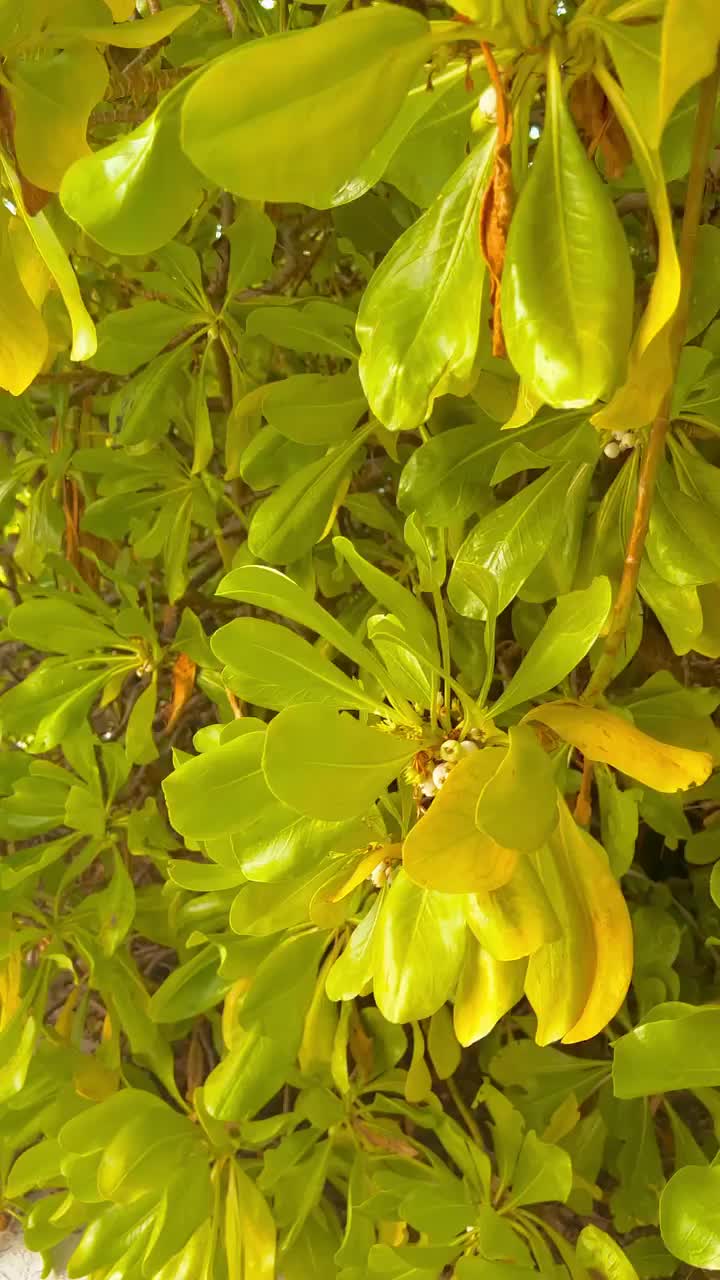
[603,429,637,459]
[420,738,479,798]
[369,860,395,889]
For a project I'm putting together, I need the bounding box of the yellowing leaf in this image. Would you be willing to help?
[9,45,108,191]
[0,208,48,395]
[453,933,525,1047]
[372,869,467,1023]
[475,725,558,854]
[654,0,720,149]
[466,854,561,961]
[52,6,200,47]
[526,700,712,793]
[403,749,518,893]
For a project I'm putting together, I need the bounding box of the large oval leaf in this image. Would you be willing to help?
[660,1165,720,1270]
[262,704,417,821]
[372,870,467,1022]
[180,5,433,207]
[502,49,633,408]
[60,74,205,255]
[358,129,495,432]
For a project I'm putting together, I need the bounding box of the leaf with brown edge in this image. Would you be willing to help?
[478,42,513,357]
[525,700,712,793]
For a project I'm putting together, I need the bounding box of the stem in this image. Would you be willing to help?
[447,1076,484,1147]
[583,57,720,703]
[433,588,453,731]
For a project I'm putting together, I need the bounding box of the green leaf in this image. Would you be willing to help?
[448,464,573,619]
[90,300,191,376]
[576,1225,639,1280]
[489,578,612,717]
[403,747,517,893]
[225,202,277,295]
[262,370,366,445]
[9,44,108,191]
[263,704,417,820]
[125,676,158,766]
[8,597,125,655]
[230,1162,277,1280]
[502,49,633,407]
[505,1130,572,1208]
[613,1005,720,1096]
[0,1009,36,1104]
[653,0,720,148]
[111,342,190,446]
[60,73,205,255]
[397,419,504,527]
[212,616,386,714]
[53,6,200,47]
[163,730,269,840]
[660,1165,720,1270]
[475,725,558,854]
[245,301,358,358]
[216,564,383,681]
[647,468,720,586]
[180,5,433,206]
[373,869,467,1022]
[596,766,640,878]
[357,130,494,432]
[334,534,438,661]
[248,425,372,564]
[149,945,231,1022]
[326,895,380,1001]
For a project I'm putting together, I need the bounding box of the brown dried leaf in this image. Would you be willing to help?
[478,43,514,358]
[166,652,197,731]
[569,74,631,180]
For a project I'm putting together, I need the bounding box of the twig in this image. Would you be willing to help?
[218,0,236,33]
[583,58,720,703]
[573,756,593,827]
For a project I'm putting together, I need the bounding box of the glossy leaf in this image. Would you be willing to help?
[502,49,633,407]
[358,129,494,431]
[9,45,108,191]
[181,5,433,206]
[660,1165,720,1269]
[475,726,558,854]
[61,74,205,255]
[263,704,417,820]
[373,869,467,1022]
[490,578,612,718]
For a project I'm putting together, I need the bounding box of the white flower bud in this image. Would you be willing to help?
[604,441,620,459]
[440,739,460,762]
[477,84,498,122]
[620,431,635,449]
[433,762,451,790]
[370,861,388,888]
[420,778,438,798]
[458,739,479,755]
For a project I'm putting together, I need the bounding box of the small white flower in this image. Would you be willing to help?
[620,431,635,450]
[604,441,620,459]
[420,778,438,798]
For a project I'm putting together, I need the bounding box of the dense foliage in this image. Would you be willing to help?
[2,0,720,1276]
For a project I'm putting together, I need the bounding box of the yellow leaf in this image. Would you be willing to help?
[453,933,525,1047]
[0,209,48,396]
[466,856,561,961]
[403,749,517,892]
[526,700,712,793]
[655,0,720,149]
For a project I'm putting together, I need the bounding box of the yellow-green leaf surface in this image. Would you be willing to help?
[527,701,712,793]
[490,578,612,718]
[466,857,561,961]
[475,725,558,854]
[51,5,199,47]
[373,869,467,1023]
[403,749,518,893]
[653,0,720,148]
[181,5,434,207]
[61,74,205,256]
[0,210,48,395]
[263,704,417,821]
[454,934,525,1046]
[9,45,108,192]
[591,66,681,432]
[502,49,633,408]
[357,129,494,432]
[2,159,95,362]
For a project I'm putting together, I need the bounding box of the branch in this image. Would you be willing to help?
[583,58,720,703]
